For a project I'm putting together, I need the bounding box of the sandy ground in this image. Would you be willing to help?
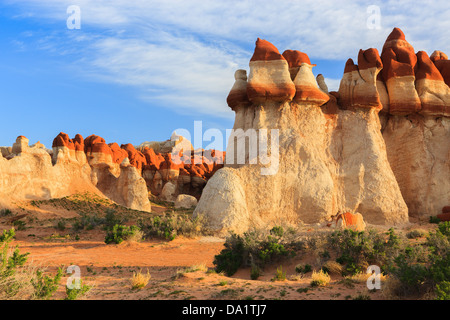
[0,195,437,300]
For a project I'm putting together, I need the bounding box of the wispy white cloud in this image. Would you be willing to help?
[324,78,342,92]
[5,0,450,116]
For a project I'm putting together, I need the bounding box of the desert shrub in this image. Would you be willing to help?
[72,213,104,231]
[130,270,151,290]
[272,266,286,281]
[322,261,343,275]
[213,226,301,276]
[387,222,450,298]
[0,228,30,298]
[435,281,450,300]
[328,228,403,276]
[250,264,261,280]
[12,220,26,231]
[213,234,245,276]
[138,214,206,241]
[65,280,92,300]
[104,224,141,244]
[429,216,441,224]
[295,264,312,274]
[54,220,66,231]
[31,267,63,299]
[1,228,64,300]
[103,209,123,230]
[406,229,427,239]
[310,270,331,287]
[0,209,13,217]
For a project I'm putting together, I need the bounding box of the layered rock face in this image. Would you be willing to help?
[0,136,99,202]
[378,29,450,218]
[1,130,223,212]
[195,36,410,233]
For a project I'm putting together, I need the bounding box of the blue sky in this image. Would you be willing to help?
[0,0,449,149]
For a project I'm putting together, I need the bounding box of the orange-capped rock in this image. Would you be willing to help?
[227,70,251,110]
[416,51,450,117]
[282,50,311,80]
[338,49,382,110]
[381,28,421,115]
[108,143,128,164]
[431,52,450,88]
[84,134,113,166]
[431,50,448,62]
[247,38,296,103]
[73,134,84,152]
[52,132,75,150]
[120,143,147,171]
[85,135,112,155]
[142,147,165,170]
[282,49,329,107]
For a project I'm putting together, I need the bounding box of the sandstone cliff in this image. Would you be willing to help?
[378,28,450,218]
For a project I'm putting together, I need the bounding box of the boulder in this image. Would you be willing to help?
[175,194,198,209]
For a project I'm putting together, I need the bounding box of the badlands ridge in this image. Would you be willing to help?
[1,28,449,234]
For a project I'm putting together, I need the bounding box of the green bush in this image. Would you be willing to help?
[406,229,426,239]
[31,267,63,299]
[250,264,261,280]
[272,266,286,281]
[213,226,299,276]
[55,220,66,231]
[328,228,403,276]
[138,214,206,241]
[435,281,450,300]
[12,220,26,231]
[213,234,244,276]
[104,224,141,244]
[1,228,30,298]
[388,222,450,298]
[429,216,441,224]
[65,280,92,300]
[295,264,312,274]
[0,209,13,217]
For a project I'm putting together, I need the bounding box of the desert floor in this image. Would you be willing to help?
[0,193,436,300]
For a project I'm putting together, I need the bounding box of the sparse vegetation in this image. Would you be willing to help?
[0,209,13,217]
[310,270,331,287]
[406,229,427,239]
[138,213,207,241]
[295,264,312,274]
[104,224,142,244]
[65,280,92,300]
[213,226,303,276]
[31,267,63,299]
[272,266,286,281]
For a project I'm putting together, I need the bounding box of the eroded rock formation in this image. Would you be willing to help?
[195,28,449,233]
[1,130,224,213]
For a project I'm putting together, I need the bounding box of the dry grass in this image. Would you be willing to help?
[348,271,387,283]
[185,263,208,273]
[322,261,343,275]
[174,263,209,279]
[310,270,331,287]
[130,270,151,290]
[289,274,304,281]
[125,229,144,243]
